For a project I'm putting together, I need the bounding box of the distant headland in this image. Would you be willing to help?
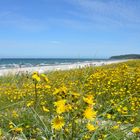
[110,54,140,59]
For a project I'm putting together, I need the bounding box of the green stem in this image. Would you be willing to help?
[34,82,38,109]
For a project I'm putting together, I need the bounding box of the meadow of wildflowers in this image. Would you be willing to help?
[0,60,140,140]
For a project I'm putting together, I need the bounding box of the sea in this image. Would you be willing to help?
[0,58,107,69]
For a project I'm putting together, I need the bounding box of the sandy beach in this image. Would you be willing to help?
[0,59,128,76]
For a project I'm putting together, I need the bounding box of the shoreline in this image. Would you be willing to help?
[0,60,128,76]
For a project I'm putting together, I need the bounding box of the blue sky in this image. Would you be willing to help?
[0,0,140,58]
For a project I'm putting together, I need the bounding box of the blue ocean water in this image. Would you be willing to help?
[0,58,106,69]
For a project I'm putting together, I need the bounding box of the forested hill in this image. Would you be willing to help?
[110,54,140,59]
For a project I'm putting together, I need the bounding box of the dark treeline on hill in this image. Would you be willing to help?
[110,54,140,59]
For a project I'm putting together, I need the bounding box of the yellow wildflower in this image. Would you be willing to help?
[86,123,96,131]
[132,127,140,133]
[13,127,23,133]
[32,72,40,82]
[45,85,51,89]
[83,107,97,120]
[27,101,34,107]
[52,116,65,130]
[54,100,66,114]
[112,125,119,130]
[40,74,49,82]
[83,95,95,105]
[106,114,112,119]
[53,88,60,95]
[9,122,14,129]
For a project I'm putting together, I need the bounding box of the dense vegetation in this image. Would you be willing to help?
[0,60,140,140]
[110,54,140,59]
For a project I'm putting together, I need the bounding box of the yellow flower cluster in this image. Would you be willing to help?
[0,60,139,139]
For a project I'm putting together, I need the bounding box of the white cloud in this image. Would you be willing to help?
[65,0,140,26]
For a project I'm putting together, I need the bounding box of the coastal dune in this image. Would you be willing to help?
[0,60,128,76]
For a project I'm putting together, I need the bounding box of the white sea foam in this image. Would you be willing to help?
[0,60,128,76]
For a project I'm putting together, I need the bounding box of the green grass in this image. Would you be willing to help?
[0,60,140,140]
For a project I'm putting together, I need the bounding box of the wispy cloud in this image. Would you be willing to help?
[1,0,140,31]
[0,11,48,31]
[65,0,140,27]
